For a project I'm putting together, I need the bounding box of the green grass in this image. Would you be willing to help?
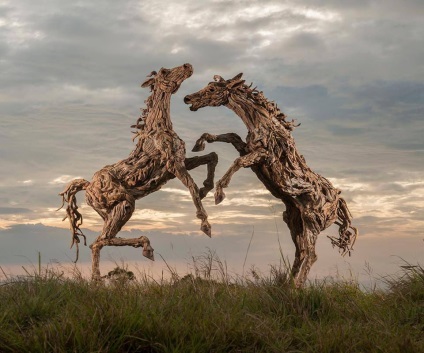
[0,258,423,353]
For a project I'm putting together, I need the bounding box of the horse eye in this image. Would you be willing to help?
[208,87,215,92]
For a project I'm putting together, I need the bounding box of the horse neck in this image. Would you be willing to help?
[144,90,173,132]
[226,93,272,132]
[227,91,304,165]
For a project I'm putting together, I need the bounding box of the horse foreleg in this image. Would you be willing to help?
[215,150,267,205]
[185,152,218,199]
[192,133,247,155]
[168,162,211,237]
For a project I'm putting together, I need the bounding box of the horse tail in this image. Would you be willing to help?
[328,197,358,257]
[57,178,90,263]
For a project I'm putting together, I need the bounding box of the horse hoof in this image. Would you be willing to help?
[199,186,212,200]
[201,221,212,237]
[214,190,226,205]
[192,140,206,152]
[199,187,207,200]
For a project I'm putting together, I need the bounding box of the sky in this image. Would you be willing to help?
[0,0,423,285]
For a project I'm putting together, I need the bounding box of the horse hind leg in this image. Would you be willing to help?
[97,199,135,241]
[284,206,318,288]
[185,152,218,199]
[291,232,318,288]
[90,199,135,280]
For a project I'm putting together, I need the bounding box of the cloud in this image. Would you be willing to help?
[0,0,423,283]
[49,175,83,185]
[0,207,32,215]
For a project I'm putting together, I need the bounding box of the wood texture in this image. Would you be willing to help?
[59,63,218,280]
[185,73,358,287]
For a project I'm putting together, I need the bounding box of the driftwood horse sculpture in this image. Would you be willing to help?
[59,63,217,280]
[184,73,358,287]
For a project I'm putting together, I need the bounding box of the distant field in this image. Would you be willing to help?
[0,259,423,353]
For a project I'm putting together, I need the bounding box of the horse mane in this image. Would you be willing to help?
[131,95,153,139]
[234,82,300,131]
[131,72,157,140]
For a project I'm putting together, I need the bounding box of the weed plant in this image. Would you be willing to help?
[0,253,422,353]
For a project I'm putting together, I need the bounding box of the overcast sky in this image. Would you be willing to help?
[0,0,423,284]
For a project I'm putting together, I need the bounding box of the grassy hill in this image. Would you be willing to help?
[0,260,422,353]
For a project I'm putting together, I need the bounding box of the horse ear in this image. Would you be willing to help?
[141,77,155,88]
[227,79,245,89]
[213,75,225,82]
[232,73,243,80]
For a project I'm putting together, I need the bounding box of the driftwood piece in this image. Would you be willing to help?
[185,73,358,288]
[59,63,218,280]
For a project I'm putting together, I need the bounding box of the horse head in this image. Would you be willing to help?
[184,73,245,111]
[142,63,193,94]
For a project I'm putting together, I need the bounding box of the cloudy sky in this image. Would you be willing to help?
[1,0,423,284]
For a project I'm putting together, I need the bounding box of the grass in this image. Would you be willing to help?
[0,254,423,353]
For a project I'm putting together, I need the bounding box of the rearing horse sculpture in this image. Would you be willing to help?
[59,63,217,279]
[184,73,357,287]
